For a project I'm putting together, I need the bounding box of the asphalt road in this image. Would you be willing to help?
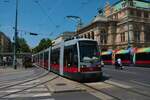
[0,65,150,100]
[102,65,150,85]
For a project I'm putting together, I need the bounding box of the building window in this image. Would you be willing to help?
[121,33,125,42]
[84,34,87,38]
[88,33,90,39]
[100,29,107,44]
[144,12,149,18]
[136,10,141,17]
[135,31,140,42]
[129,9,134,16]
[91,31,94,40]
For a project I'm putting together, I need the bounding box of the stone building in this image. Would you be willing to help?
[0,32,12,52]
[76,0,150,51]
[53,31,75,44]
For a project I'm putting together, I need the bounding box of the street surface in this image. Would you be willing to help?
[0,65,150,100]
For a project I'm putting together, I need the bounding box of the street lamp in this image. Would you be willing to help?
[13,0,18,69]
[126,0,131,49]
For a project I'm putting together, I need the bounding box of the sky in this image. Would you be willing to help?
[0,0,116,48]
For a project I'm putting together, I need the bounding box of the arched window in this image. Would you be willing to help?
[100,29,107,44]
[88,33,90,39]
[91,31,94,40]
[84,34,87,38]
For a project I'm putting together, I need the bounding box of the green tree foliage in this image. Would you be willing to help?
[17,37,31,52]
[32,38,52,53]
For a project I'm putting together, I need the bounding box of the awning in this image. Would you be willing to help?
[136,47,150,53]
[101,51,112,55]
[116,49,130,54]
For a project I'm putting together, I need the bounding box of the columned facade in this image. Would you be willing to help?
[76,0,150,51]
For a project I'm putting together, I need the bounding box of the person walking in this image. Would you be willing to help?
[117,58,123,69]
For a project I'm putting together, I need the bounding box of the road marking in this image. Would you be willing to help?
[89,91,114,100]
[33,93,51,97]
[1,89,20,93]
[130,80,150,87]
[22,80,40,85]
[25,88,48,92]
[40,98,55,100]
[6,92,51,98]
[105,80,132,89]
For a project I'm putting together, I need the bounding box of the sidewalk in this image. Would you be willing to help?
[0,65,26,75]
[46,75,85,93]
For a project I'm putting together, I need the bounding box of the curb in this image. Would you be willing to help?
[47,85,86,94]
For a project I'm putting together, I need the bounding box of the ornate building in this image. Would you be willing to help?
[76,0,150,51]
[0,32,12,53]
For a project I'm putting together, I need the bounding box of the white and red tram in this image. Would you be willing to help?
[33,38,102,81]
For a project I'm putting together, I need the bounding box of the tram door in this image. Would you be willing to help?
[59,43,64,75]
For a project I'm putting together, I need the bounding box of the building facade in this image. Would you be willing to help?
[76,0,150,51]
[53,31,75,44]
[0,32,12,52]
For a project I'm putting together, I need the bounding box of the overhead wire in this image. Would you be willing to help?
[34,0,56,26]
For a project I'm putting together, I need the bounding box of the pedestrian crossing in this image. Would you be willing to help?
[0,79,55,100]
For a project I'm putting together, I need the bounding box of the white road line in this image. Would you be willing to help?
[130,80,150,87]
[33,93,51,97]
[105,80,132,89]
[11,85,34,88]
[40,99,55,100]
[6,93,51,98]
[25,88,48,92]
[0,89,20,93]
[22,80,40,85]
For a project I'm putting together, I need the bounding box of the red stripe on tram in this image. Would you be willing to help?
[136,60,150,64]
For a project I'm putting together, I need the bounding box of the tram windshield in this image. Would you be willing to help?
[79,41,100,67]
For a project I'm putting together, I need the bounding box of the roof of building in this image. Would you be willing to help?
[112,0,150,7]
[92,14,108,23]
[0,31,11,42]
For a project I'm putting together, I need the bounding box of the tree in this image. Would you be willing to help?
[32,38,52,53]
[17,37,31,53]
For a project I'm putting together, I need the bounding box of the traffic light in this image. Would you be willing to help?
[30,32,38,36]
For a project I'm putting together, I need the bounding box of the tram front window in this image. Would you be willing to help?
[79,41,100,67]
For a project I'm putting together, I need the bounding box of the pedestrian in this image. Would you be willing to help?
[117,58,123,69]
[3,56,7,67]
[101,60,104,67]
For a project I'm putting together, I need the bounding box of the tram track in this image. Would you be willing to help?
[78,80,150,100]
[0,73,59,98]
[0,66,48,90]
[81,82,122,100]
[103,81,150,98]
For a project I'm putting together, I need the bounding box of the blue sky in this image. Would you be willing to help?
[0,0,116,48]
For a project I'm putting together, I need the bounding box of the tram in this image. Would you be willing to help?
[101,51,112,65]
[115,49,131,65]
[33,38,102,81]
[133,47,150,67]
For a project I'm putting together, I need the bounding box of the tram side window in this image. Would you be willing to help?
[136,53,150,60]
[64,45,78,67]
[116,53,130,60]
[51,48,60,65]
[44,51,49,60]
[40,54,43,60]
[102,55,112,60]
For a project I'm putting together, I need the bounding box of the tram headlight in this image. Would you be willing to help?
[96,64,101,67]
[81,65,87,68]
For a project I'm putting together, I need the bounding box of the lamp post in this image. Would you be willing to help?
[127,0,131,49]
[13,0,18,69]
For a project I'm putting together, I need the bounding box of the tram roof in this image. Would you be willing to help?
[64,38,97,46]
[51,38,97,49]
